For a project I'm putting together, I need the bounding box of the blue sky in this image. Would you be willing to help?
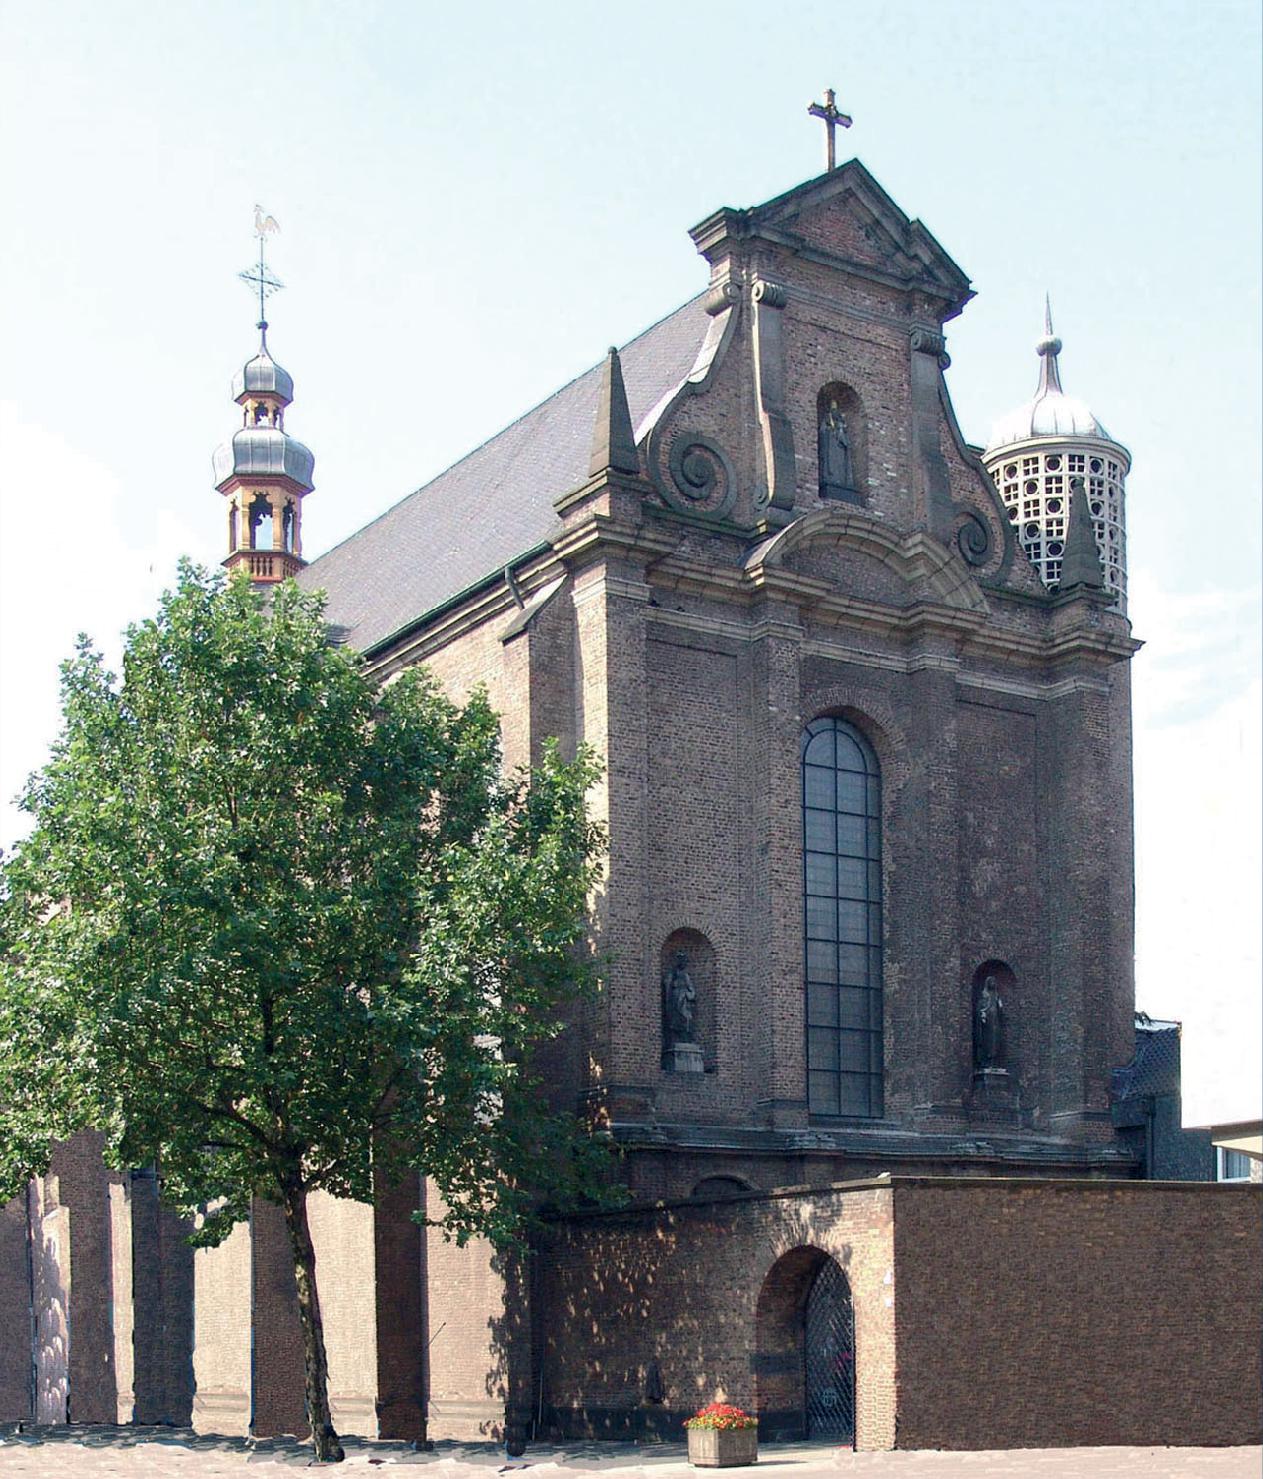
[1,0,1258,1121]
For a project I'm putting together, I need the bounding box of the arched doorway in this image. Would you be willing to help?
[804,1257,854,1439]
[755,1248,855,1444]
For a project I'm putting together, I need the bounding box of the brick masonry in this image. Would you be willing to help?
[0,165,1248,1453]
[531,1178,1262,1450]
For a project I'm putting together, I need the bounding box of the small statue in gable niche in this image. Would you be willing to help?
[663,949,697,1046]
[973,973,1006,1072]
[818,398,854,498]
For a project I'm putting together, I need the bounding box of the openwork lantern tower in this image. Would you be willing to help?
[982,304,1130,610]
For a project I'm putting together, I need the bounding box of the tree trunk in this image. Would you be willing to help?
[280,1178,344,1463]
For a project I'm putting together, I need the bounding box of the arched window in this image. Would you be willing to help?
[249,493,273,551]
[802,717,882,1118]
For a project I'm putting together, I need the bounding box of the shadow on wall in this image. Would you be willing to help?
[29,1183,69,1424]
[521,1193,864,1445]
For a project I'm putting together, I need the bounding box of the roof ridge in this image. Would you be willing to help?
[305,291,706,571]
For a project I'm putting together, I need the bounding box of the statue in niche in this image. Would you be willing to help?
[818,399,854,497]
[643,1358,665,1405]
[663,950,697,1046]
[973,973,1006,1072]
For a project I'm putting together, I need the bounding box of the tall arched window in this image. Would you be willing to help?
[803,717,883,1118]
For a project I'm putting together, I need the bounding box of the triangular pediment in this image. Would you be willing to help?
[690,159,972,316]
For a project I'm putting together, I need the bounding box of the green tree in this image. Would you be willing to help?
[0,564,610,1462]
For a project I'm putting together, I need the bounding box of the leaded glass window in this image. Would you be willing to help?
[802,717,883,1118]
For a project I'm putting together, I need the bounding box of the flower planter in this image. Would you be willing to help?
[687,1425,758,1467]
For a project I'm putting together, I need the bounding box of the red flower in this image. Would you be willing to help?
[684,1402,758,1431]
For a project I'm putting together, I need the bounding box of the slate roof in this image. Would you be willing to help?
[1112,1021,1182,1101]
[297,294,710,653]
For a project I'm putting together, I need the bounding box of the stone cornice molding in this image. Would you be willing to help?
[550,511,678,571]
[746,506,989,615]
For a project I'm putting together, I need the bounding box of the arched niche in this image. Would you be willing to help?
[969,959,1017,1075]
[816,383,867,505]
[660,928,717,1074]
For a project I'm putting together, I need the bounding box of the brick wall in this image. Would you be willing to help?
[892,1178,1263,1448]
[533,1177,1261,1451]
[534,1182,896,1450]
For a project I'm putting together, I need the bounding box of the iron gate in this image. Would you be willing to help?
[803,1257,854,1440]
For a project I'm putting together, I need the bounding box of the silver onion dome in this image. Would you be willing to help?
[231,347,295,405]
[212,426,315,489]
[984,310,1112,453]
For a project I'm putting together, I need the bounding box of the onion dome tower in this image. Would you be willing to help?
[982,302,1130,609]
[213,212,314,583]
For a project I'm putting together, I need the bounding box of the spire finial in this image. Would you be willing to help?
[239,207,284,348]
[1035,293,1063,397]
[589,347,639,478]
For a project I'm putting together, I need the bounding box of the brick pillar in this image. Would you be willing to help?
[249,1197,307,1437]
[571,558,655,1118]
[1042,653,1132,1123]
[748,602,806,1128]
[107,1177,134,1422]
[131,1170,194,1425]
[0,1194,33,1421]
[373,1170,426,1441]
[29,1176,69,1423]
[52,1133,118,1423]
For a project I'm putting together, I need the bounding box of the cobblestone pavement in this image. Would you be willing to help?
[0,1431,1258,1478]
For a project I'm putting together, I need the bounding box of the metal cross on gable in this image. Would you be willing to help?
[808,88,853,172]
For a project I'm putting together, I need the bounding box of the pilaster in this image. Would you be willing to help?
[373,1170,426,1441]
[571,557,654,1117]
[249,1197,307,1438]
[1041,651,1124,1122]
[902,654,961,1115]
[748,600,807,1127]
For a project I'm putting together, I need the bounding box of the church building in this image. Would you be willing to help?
[2,141,1258,1453]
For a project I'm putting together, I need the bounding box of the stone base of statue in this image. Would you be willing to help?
[668,1041,705,1074]
[969,1065,1018,1114]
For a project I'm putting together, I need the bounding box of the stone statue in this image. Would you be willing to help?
[663,950,697,1046]
[973,974,1005,1071]
[643,1357,665,1405]
[818,400,853,496]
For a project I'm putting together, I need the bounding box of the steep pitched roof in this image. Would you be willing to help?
[297,295,710,653]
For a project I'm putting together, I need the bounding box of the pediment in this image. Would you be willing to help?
[692,160,972,315]
[745,507,988,615]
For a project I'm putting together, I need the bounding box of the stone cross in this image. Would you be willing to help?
[808,88,853,172]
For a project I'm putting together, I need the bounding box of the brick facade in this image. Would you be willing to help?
[0,163,1250,1451]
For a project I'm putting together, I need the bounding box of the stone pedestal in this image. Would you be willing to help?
[668,1042,704,1074]
[970,1066,1018,1114]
